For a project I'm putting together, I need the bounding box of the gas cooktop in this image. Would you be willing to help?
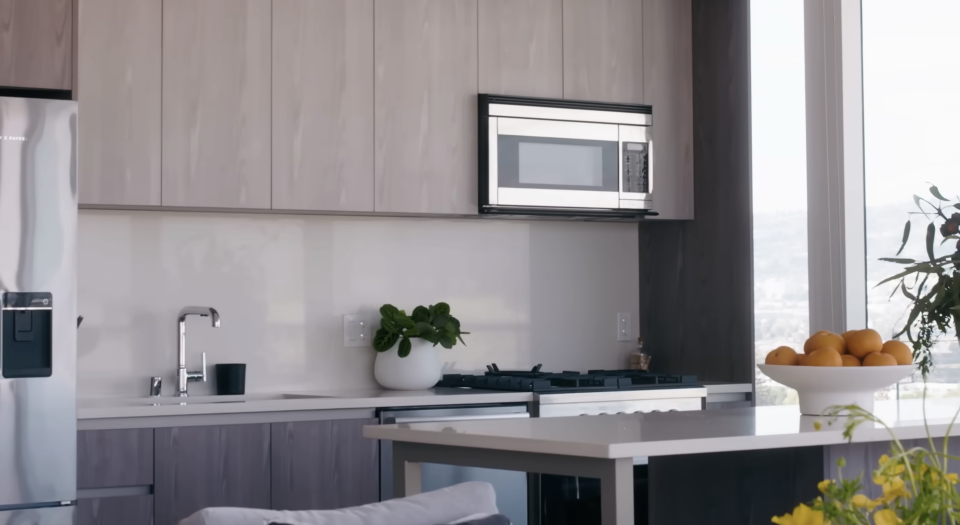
[436,364,699,393]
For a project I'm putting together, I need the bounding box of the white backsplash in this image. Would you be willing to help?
[77,210,639,398]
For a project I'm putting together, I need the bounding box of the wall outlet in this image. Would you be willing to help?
[617,312,632,342]
[343,314,370,347]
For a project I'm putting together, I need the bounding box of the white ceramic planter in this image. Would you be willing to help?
[374,338,442,390]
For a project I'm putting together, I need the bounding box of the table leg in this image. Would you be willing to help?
[392,443,422,498]
[599,458,634,525]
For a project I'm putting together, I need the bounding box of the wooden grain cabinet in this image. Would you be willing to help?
[271,0,374,212]
[642,0,694,220]
[77,0,162,206]
[78,495,154,525]
[373,0,478,215]
[154,424,271,525]
[562,0,643,104]
[161,0,271,209]
[78,429,154,489]
[478,0,562,99]
[0,0,72,90]
[271,419,379,511]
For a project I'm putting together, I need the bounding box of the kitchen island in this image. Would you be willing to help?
[365,400,960,525]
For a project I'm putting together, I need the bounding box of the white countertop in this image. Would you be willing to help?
[364,399,960,459]
[78,388,534,419]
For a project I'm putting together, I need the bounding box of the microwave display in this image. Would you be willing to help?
[622,142,649,193]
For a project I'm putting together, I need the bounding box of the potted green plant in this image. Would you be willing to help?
[878,185,960,378]
[371,303,468,390]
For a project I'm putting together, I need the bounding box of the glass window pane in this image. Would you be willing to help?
[750,0,809,406]
[863,0,960,398]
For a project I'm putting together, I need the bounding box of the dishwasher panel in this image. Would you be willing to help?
[378,404,530,525]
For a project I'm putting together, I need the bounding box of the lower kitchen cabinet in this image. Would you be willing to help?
[154,424,271,525]
[78,428,154,489]
[271,419,379,510]
[78,495,154,525]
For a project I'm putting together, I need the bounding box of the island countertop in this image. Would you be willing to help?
[365,399,960,459]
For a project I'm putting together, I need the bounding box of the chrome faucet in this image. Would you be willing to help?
[177,306,220,397]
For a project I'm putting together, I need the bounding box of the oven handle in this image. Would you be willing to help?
[392,413,530,424]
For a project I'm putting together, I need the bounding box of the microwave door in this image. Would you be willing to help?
[492,117,621,210]
[619,125,653,208]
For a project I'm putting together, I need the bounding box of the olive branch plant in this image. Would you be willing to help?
[878,185,960,378]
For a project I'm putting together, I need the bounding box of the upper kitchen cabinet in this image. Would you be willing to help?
[272,0,374,212]
[374,0,478,215]
[161,0,271,209]
[478,0,562,98]
[562,0,643,104]
[642,0,693,220]
[0,0,72,90]
[77,0,161,206]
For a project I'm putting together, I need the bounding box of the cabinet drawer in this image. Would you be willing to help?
[78,429,154,489]
[78,495,153,525]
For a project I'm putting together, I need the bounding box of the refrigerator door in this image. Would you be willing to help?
[0,97,78,509]
[0,506,75,525]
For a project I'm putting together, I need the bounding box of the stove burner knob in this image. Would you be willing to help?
[616,412,625,415]
[599,412,608,415]
[669,409,679,412]
[651,410,661,413]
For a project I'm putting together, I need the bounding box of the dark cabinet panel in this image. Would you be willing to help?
[0,0,73,90]
[271,419,379,511]
[78,495,153,525]
[78,429,154,489]
[154,424,271,525]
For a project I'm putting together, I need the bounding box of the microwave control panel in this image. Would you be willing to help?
[622,142,649,194]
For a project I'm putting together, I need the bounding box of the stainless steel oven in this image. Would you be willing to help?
[479,95,654,219]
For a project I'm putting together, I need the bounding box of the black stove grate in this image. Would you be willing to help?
[436,365,699,393]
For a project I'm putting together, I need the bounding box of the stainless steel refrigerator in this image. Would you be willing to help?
[0,96,78,524]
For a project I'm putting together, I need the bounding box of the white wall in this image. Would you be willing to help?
[77,210,639,398]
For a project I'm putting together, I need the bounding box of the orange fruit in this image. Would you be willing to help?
[803,331,846,355]
[863,353,898,367]
[841,354,861,367]
[765,346,799,365]
[881,340,913,366]
[846,329,883,358]
[806,348,843,367]
[797,354,809,366]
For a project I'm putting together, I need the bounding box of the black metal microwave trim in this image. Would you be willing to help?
[478,94,654,220]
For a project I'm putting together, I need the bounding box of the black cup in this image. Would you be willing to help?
[215,364,246,395]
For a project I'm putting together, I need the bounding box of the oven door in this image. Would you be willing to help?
[488,117,651,210]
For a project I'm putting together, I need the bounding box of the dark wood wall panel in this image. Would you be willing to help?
[638,0,753,384]
[78,429,154,489]
[649,446,822,525]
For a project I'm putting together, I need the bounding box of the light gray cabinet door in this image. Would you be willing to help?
[374,0,478,215]
[479,0,562,98]
[77,0,161,206]
[643,0,693,220]
[0,0,72,90]
[154,424,271,525]
[161,0,271,209]
[271,419,379,511]
[272,0,374,212]
[562,0,643,104]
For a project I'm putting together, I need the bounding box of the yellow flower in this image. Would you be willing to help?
[873,473,887,485]
[879,454,891,467]
[851,494,881,509]
[882,476,910,501]
[817,480,832,493]
[946,473,958,484]
[814,420,822,431]
[873,508,901,525]
[771,503,825,525]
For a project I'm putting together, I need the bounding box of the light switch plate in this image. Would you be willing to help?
[617,312,632,342]
[343,314,370,347]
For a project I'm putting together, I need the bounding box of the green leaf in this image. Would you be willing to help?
[379,304,400,320]
[951,305,960,311]
[926,222,936,262]
[880,257,915,264]
[432,314,449,330]
[457,335,467,346]
[942,235,960,246]
[411,306,430,323]
[373,328,399,352]
[901,281,917,301]
[896,220,911,256]
[395,316,416,330]
[931,185,949,201]
[403,327,421,337]
[398,337,412,357]
[433,302,451,316]
[380,317,398,333]
[438,334,455,349]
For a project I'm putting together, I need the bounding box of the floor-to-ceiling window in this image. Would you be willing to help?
[863,0,960,398]
[750,0,808,405]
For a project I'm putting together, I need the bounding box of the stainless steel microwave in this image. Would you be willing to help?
[479,95,655,219]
